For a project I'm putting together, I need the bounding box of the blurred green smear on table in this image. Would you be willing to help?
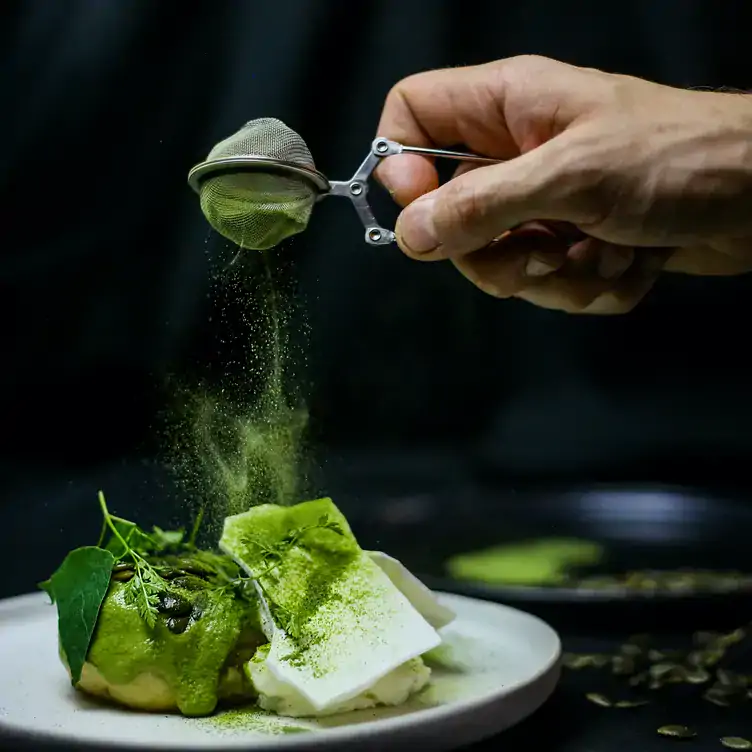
[446,538,604,586]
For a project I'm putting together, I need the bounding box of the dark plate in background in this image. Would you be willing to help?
[338,483,752,633]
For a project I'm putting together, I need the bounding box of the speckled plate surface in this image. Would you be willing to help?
[0,591,560,751]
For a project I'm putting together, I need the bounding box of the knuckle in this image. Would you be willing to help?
[386,69,439,103]
[502,54,552,71]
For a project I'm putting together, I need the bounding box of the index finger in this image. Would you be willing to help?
[375,64,520,206]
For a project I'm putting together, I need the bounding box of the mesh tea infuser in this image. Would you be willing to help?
[188,117,501,250]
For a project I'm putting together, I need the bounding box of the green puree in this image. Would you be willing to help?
[86,581,262,716]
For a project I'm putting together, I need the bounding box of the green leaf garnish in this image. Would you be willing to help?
[39,546,115,685]
[151,526,185,551]
[101,519,154,558]
[41,490,212,686]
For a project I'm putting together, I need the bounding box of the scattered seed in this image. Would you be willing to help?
[721,738,752,750]
[621,643,644,657]
[615,700,649,708]
[613,655,636,675]
[717,670,746,689]
[657,725,696,739]
[586,693,612,707]
[704,690,731,707]
[703,650,725,667]
[719,629,746,648]
[687,651,706,667]
[694,631,715,646]
[685,668,711,685]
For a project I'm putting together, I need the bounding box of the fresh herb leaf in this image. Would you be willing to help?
[102,519,154,559]
[39,546,115,685]
[124,566,164,628]
[98,491,169,626]
[39,578,54,600]
[186,506,204,550]
[151,526,185,552]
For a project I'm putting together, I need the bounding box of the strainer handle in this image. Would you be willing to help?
[327,138,502,246]
[374,139,501,166]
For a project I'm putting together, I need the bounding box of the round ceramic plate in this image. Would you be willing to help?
[0,591,560,752]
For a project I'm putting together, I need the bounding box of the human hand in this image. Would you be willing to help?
[376,56,752,313]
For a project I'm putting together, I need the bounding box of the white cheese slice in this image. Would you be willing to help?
[219,500,443,713]
[367,550,455,630]
[260,550,441,711]
[248,645,432,717]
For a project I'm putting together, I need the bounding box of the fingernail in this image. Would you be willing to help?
[397,196,438,254]
[381,179,395,198]
[525,256,557,277]
[598,247,633,279]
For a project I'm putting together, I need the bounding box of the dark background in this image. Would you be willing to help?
[2,0,752,604]
[3,3,752,751]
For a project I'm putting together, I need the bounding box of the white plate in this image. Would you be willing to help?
[0,591,561,751]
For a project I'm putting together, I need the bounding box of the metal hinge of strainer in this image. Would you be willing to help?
[188,137,501,247]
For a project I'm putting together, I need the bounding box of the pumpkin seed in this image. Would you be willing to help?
[165,615,191,634]
[586,693,612,707]
[657,725,696,739]
[621,643,644,657]
[615,700,649,708]
[157,592,193,617]
[685,668,711,685]
[721,738,752,750]
[563,653,607,670]
[612,655,636,675]
[718,629,746,648]
[704,690,731,707]
[717,670,746,689]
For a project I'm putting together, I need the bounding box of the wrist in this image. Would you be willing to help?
[694,91,752,253]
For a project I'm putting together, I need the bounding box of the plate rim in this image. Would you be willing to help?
[425,574,752,604]
[0,591,562,751]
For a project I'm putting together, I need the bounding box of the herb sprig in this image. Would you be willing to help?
[96,491,169,627]
[244,514,344,580]
[240,514,346,639]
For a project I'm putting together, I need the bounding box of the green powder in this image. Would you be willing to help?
[206,704,312,734]
[220,499,361,667]
[166,250,311,539]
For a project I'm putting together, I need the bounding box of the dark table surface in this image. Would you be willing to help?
[1,454,751,751]
[469,633,752,752]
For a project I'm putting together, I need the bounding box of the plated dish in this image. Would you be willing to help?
[0,492,561,750]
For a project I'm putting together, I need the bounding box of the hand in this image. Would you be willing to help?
[376,56,752,313]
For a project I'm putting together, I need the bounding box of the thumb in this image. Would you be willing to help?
[394,134,594,260]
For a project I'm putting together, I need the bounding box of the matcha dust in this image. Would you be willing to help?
[166,248,311,537]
